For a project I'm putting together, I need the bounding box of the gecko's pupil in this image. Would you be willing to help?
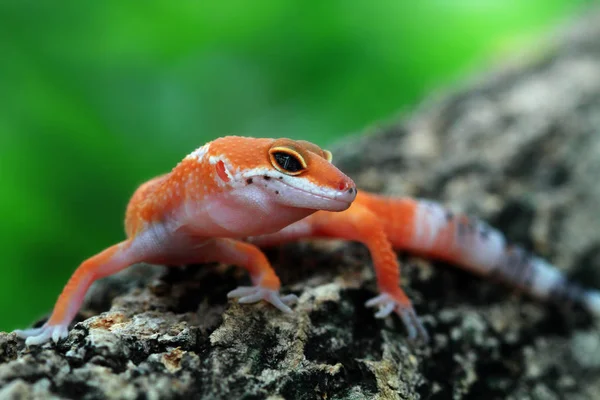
[273,152,303,172]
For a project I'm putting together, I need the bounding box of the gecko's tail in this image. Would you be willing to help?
[355,192,600,319]
[502,253,600,318]
[582,291,600,317]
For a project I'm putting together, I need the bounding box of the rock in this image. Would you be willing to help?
[3,11,600,400]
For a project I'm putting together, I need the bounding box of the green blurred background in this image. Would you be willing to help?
[0,1,594,331]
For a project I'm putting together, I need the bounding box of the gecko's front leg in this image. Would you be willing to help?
[14,235,295,346]
[188,238,298,313]
[14,239,142,346]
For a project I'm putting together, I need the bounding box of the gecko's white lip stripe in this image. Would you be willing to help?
[238,167,346,199]
[275,178,351,206]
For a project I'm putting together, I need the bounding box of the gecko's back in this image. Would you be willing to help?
[125,174,169,237]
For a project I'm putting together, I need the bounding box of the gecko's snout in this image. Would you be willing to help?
[337,179,353,192]
[335,179,358,203]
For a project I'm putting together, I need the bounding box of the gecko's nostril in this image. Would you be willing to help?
[337,181,357,197]
[337,180,357,198]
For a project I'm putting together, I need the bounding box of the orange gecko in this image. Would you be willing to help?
[15,136,600,346]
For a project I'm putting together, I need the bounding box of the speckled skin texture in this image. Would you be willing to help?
[126,137,351,236]
[3,11,600,399]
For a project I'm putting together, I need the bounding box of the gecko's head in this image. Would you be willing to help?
[199,136,357,212]
[259,138,357,211]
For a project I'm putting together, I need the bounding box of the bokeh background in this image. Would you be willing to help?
[0,1,594,331]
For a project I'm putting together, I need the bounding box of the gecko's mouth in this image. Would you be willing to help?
[290,184,351,206]
[262,176,355,211]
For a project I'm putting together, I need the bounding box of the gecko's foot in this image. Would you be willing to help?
[14,323,69,346]
[227,286,298,313]
[366,293,429,343]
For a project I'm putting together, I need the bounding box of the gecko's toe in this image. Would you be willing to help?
[279,294,299,304]
[228,286,297,314]
[227,286,257,298]
[366,293,429,344]
[14,327,45,339]
[51,326,68,343]
[238,291,265,304]
[397,305,429,343]
[265,291,297,313]
[14,324,69,347]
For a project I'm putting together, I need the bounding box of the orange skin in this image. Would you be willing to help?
[16,136,600,346]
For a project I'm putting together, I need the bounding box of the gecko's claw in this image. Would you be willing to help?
[227,285,298,313]
[14,323,69,347]
[366,293,429,343]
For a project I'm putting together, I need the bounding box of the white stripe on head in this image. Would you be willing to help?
[232,167,344,199]
[185,143,211,162]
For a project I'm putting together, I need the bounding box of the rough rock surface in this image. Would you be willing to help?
[3,12,600,400]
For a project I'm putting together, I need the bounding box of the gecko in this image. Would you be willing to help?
[15,136,357,346]
[14,136,600,346]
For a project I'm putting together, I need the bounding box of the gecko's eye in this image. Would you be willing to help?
[324,150,333,162]
[269,147,307,175]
